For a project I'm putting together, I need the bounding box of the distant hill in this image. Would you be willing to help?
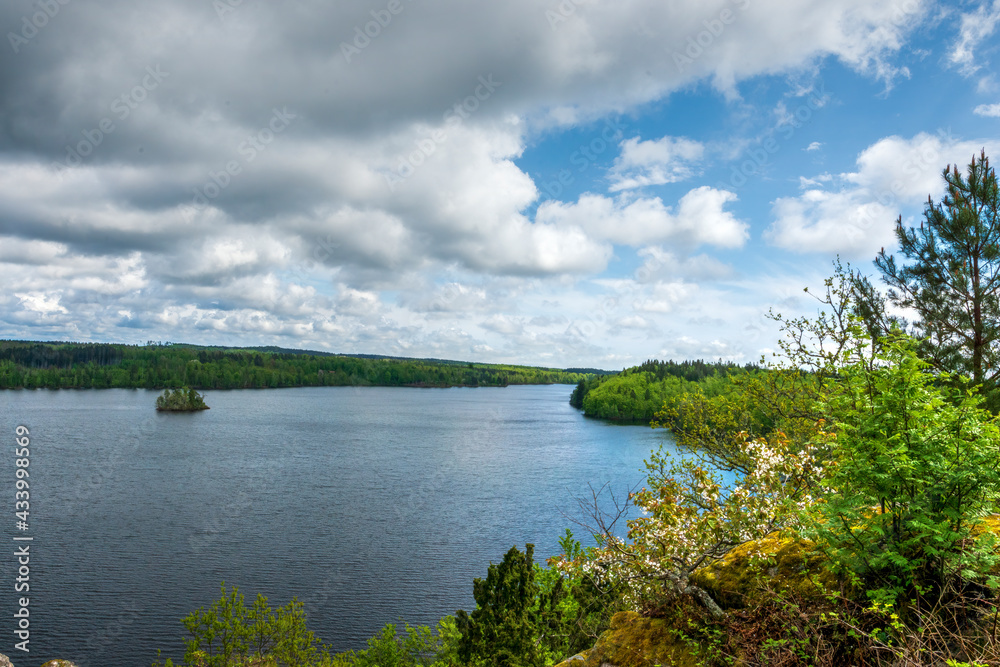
[0,339,591,390]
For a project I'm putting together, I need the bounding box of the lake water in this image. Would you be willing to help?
[0,385,667,666]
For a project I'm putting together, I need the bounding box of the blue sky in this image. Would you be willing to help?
[1,0,999,369]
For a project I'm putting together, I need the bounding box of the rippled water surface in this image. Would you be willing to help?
[0,385,666,666]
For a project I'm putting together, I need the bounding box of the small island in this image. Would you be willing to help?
[155,387,209,412]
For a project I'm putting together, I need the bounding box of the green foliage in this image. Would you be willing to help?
[156,585,462,667]
[454,538,619,667]
[561,261,1000,664]
[864,150,1000,404]
[156,387,209,411]
[654,368,827,477]
[330,618,460,667]
[457,544,547,667]
[0,340,588,390]
[572,360,757,423]
[538,530,628,660]
[558,421,828,620]
[152,583,321,667]
[582,373,691,422]
[809,336,1000,606]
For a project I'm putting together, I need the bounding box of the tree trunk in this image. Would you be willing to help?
[660,571,727,620]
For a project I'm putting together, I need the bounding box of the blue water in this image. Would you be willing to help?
[0,385,667,666]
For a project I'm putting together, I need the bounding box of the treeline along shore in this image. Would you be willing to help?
[570,358,761,423]
[0,340,593,390]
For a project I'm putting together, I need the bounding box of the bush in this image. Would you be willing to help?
[330,619,459,667]
[155,585,461,667]
[152,583,320,667]
[455,537,618,667]
[809,336,1000,609]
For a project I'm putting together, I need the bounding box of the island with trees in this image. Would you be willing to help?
[155,387,210,412]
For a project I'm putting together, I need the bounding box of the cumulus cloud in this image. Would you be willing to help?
[609,136,704,191]
[974,103,1000,117]
[536,187,748,248]
[635,247,735,283]
[765,132,1000,257]
[15,292,69,316]
[0,0,940,362]
[480,314,526,336]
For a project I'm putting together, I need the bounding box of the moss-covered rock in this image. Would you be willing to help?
[691,533,839,609]
[552,650,591,667]
[576,611,700,667]
[571,517,1000,667]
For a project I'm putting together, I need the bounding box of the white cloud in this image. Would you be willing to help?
[480,314,525,336]
[766,132,999,256]
[974,103,1000,117]
[0,0,946,364]
[15,292,69,316]
[632,281,697,314]
[608,136,704,191]
[536,186,748,248]
[806,141,823,151]
[635,247,734,282]
[949,0,1000,76]
[336,288,383,319]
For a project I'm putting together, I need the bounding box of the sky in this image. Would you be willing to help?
[1,0,999,370]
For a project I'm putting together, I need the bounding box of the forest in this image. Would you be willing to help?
[569,358,759,422]
[0,340,588,390]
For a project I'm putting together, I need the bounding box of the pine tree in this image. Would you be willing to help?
[870,150,1000,399]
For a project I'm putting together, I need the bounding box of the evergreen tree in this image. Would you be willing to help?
[456,544,542,667]
[868,150,1000,399]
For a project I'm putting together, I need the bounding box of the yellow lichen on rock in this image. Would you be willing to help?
[552,649,592,667]
[692,533,839,608]
[578,611,701,667]
[569,518,1000,667]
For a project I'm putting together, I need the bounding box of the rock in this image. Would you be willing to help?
[553,650,591,667]
[578,611,699,667]
[0,653,80,667]
[570,516,1000,667]
[691,532,838,609]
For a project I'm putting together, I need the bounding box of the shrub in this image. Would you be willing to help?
[152,583,320,666]
[808,336,1000,609]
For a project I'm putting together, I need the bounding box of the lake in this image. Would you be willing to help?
[0,385,667,666]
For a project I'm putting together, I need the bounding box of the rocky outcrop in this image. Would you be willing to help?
[550,535,836,667]
[555,517,1000,667]
[0,656,78,667]
[691,532,838,608]
[553,611,698,667]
